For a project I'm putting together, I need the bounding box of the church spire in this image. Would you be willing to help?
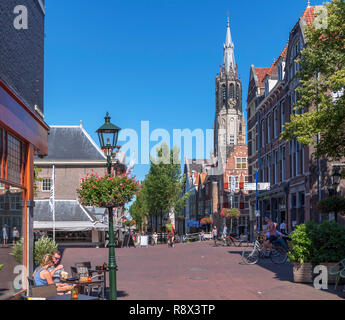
[223,17,236,74]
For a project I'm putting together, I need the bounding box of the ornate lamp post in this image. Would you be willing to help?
[331,166,341,194]
[96,112,121,300]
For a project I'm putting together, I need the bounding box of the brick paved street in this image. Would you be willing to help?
[59,241,344,300]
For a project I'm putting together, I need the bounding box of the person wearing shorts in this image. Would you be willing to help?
[263,215,277,256]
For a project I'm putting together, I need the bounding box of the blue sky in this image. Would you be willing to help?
[44,0,324,182]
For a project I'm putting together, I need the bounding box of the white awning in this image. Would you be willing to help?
[33,221,109,232]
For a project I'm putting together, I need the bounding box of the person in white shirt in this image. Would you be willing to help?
[279,221,287,234]
[2,225,8,246]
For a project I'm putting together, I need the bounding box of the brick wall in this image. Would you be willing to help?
[0,0,44,112]
[36,166,107,200]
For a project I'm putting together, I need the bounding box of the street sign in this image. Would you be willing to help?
[255,210,261,217]
[244,183,256,191]
[257,183,270,191]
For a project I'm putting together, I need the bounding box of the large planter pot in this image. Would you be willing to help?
[293,263,314,283]
[319,263,339,285]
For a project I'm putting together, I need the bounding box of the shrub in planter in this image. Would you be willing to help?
[288,222,319,283]
[34,237,58,266]
[0,264,3,271]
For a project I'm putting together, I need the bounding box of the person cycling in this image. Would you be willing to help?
[262,214,278,256]
[166,219,175,247]
[265,229,288,250]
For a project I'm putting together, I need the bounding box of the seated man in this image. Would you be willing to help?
[49,250,64,283]
[262,214,278,256]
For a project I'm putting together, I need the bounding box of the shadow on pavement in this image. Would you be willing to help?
[227,249,344,299]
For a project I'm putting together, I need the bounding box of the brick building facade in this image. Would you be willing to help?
[247,5,345,232]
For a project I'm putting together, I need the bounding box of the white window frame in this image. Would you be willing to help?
[42,178,52,192]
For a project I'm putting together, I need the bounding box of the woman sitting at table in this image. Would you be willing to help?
[32,254,75,295]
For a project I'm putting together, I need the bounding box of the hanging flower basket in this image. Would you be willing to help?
[200,217,213,225]
[77,171,141,208]
[220,208,241,219]
[317,196,345,215]
[123,219,136,227]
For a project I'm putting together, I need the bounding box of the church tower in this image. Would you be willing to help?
[214,18,246,165]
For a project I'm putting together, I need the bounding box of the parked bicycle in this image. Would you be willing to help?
[241,234,287,265]
[225,234,243,247]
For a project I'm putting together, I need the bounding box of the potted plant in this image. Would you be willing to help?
[288,222,318,283]
[0,264,3,271]
[313,221,345,284]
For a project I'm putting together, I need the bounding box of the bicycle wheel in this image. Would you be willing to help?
[242,249,259,265]
[270,246,287,264]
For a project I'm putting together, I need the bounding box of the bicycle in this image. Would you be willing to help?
[167,233,174,248]
[225,234,243,247]
[241,234,287,265]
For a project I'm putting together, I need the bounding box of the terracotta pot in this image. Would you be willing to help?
[293,263,314,283]
[319,263,339,284]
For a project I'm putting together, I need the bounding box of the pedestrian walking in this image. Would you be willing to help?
[12,227,20,244]
[2,224,8,247]
[212,226,218,247]
[221,223,228,246]
[152,230,158,246]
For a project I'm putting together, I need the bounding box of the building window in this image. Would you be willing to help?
[42,178,52,192]
[280,101,285,132]
[267,114,271,144]
[236,158,247,169]
[229,135,235,146]
[267,154,271,184]
[261,120,265,147]
[280,146,286,181]
[7,134,23,184]
[230,84,235,99]
[273,108,278,138]
[222,85,227,102]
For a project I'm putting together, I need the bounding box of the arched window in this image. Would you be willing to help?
[236,84,240,100]
[230,84,235,99]
[222,85,227,102]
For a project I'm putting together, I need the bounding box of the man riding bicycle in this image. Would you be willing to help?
[262,214,278,256]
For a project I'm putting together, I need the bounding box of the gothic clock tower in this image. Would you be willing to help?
[214,18,246,166]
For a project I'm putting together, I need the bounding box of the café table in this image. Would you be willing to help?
[60,278,105,299]
[46,294,99,301]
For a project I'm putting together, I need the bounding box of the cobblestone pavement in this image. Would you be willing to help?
[58,241,344,300]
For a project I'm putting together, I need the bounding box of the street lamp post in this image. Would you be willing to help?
[331,166,341,222]
[96,112,121,301]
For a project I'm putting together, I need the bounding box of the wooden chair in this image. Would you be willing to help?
[74,263,104,298]
[31,284,57,298]
[70,266,78,278]
[75,262,92,269]
[329,259,345,290]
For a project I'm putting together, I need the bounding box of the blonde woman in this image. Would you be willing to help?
[32,254,74,294]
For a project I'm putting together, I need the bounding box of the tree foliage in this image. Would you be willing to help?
[130,143,189,225]
[281,0,345,160]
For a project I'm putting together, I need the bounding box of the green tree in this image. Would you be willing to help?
[281,0,345,160]
[141,143,189,232]
[130,185,149,231]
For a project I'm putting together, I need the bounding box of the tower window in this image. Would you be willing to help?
[230,84,235,99]
[222,85,227,102]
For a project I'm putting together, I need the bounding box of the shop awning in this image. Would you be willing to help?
[33,221,109,232]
